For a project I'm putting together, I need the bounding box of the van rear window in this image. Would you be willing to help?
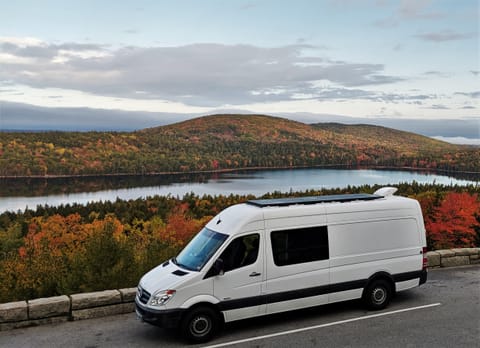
[271,226,329,266]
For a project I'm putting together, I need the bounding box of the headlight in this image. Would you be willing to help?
[149,289,176,306]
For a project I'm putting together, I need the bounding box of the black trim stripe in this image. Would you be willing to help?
[393,270,423,282]
[218,270,423,312]
[218,296,265,311]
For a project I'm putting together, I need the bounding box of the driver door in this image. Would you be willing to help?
[213,232,265,322]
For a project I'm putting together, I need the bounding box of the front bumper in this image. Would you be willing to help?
[135,299,185,328]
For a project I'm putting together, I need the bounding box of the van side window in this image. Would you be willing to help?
[219,234,260,273]
[271,226,329,266]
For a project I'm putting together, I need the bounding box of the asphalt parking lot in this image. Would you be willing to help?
[1,265,479,347]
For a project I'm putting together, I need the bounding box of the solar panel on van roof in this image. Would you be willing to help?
[246,193,383,207]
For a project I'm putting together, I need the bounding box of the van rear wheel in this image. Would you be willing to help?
[363,279,392,310]
[180,306,219,343]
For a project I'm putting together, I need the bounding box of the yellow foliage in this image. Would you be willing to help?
[55,148,66,156]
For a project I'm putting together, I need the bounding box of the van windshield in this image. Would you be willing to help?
[174,228,228,271]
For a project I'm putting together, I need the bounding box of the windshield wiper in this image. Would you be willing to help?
[172,258,196,271]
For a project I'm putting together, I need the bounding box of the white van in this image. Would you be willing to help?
[135,187,427,343]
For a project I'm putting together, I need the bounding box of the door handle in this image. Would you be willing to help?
[249,272,261,277]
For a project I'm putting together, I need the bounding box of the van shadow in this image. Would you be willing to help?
[216,293,423,342]
[224,299,364,332]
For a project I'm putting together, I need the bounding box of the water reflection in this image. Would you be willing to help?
[0,168,477,213]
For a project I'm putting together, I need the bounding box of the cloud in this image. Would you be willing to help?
[398,0,443,19]
[123,29,138,34]
[373,17,398,28]
[432,136,480,145]
[239,2,256,10]
[373,0,444,28]
[423,71,449,77]
[0,38,403,107]
[0,37,44,47]
[415,30,476,42]
[312,88,435,104]
[455,91,480,99]
[0,101,193,131]
[393,43,403,51]
[0,38,106,59]
[428,104,450,110]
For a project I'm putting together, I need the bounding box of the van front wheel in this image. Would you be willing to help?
[180,306,219,343]
[363,279,392,310]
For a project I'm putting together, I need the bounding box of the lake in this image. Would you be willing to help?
[0,168,478,213]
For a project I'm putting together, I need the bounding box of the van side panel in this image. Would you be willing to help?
[328,213,423,299]
[328,218,420,257]
[264,211,329,315]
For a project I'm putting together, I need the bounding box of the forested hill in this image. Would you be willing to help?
[0,114,478,177]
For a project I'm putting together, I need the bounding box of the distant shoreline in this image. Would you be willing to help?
[0,165,478,180]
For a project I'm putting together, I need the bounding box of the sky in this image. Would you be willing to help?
[0,0,478,141]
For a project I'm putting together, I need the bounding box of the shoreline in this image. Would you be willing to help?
[1,165,479,180]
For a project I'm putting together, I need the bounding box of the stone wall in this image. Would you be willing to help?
[426,248,480,268]
[1,248,479,331]
[0,289,136,331]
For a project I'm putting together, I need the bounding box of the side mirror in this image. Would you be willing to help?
[213,258,224,276]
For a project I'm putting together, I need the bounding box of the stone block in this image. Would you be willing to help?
[119,288,137,303]
[71,290,121,310]
[426,251,441,267]
[436,249,455,258]
[470,254,480,264]
[28,295,70,320]
[452,248,474,256]
[72,302,134,321]
[0,301,28,323]
[441,255,470,268]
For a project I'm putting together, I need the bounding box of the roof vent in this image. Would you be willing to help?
[374,187,398,197]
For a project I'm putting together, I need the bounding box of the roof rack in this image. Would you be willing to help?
[246,193,383,208]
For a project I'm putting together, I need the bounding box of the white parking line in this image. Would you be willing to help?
[203,303,442,348]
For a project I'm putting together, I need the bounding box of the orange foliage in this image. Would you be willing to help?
[160,204,212,247]
[91,214,124,242]
[425,192,479,249]
[20,214,92,259]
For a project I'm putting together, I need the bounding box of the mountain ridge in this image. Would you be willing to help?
[0,114,478,177]
[144,114,455,146]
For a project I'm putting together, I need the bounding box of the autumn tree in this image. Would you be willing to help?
[425,192,480,249]
[70,215,138,292]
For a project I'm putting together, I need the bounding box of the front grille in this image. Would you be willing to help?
[138,286,151,304]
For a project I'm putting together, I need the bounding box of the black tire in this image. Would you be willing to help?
[363,279,392,310]
[180,306,219,343]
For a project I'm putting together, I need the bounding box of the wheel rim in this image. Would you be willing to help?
[372,287,387,304]
[190,315,211,337]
